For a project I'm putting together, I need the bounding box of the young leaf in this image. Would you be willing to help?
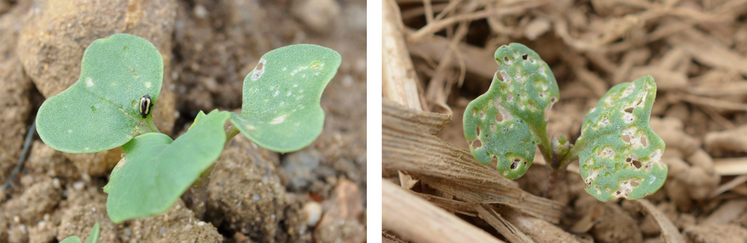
[463,43,559,179]
[103,110,229,223]
[36,33,163,153]
[60,223,100,243]
[230,44,341,153]
[575,75,667,202]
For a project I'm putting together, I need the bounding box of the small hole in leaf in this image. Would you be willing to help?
[496,112,503,122]
[632,160,642,169]
[504,56,509,63]
[472,107,478,116]
[521,54,528,60]
[641,136,648,146]
[490,124,496,132]
[551,97,557,103]
[479,111,486,120]
[510,158,521,170]
[473,139,482,148]
[626,157,632,163]
[625,107,634,113]
[476,127,481,137]
[622,134,631,143]
[631,181,640,187]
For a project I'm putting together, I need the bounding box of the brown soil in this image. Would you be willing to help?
[0,0,366,242]
[385,0,747,242]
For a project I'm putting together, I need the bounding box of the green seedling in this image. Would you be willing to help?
[60,223,100,243]
[36,34,341,222]
[464,43,666,201]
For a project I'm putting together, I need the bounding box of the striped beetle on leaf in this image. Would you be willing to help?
[139,94,153,118]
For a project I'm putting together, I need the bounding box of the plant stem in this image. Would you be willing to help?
[225,126,240,143]
[543,166,564,198]
[143,117,160,133]
[187,126,239,219]
[188,164,214,220]
[534,128,553,166]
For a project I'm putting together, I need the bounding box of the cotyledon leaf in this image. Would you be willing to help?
[463,43,559,179]
[36,33,163,153]
[103,110,229,223]
[230,44,341,153]
[575,75,667,202]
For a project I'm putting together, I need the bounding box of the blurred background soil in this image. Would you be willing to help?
[385,0,747,242]
[0,0,366,242]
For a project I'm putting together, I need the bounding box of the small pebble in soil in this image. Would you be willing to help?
[52,178,60,189]
[303,201,323,227]
[342,74,354,88]
[281,149,322,191]
[72,181,84,190]
[194,4,208,19]
[291,0,341,33]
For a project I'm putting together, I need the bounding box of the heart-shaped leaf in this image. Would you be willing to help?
[230,44,341,153]
[103,110,229,223]
[463,43,559,179]
[36,33,163,153]
[575,75,667,201]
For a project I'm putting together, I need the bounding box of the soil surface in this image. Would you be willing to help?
[0,0,366,242]
[386,0,747,242]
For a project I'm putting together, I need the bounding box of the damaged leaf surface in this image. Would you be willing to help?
[463,43,559,179]
[576,75,667,201]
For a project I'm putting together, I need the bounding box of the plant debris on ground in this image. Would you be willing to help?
[383,0,747,242]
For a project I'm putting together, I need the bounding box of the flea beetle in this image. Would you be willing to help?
[138,94,153,118]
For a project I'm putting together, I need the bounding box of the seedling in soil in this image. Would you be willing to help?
[463,43,666,202]
[60,223,100,243]
[36,34,341,222]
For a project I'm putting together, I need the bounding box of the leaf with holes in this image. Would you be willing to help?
[463,43,559,179]
[230,44,341,153]
[103,110,229,223]
[36,33,163,153]
[574,75,667,202]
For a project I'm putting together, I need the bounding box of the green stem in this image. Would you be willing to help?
[143,117,160,133]
[188,163,214,220]
[225,126,240,143]
[187,126,239,220]
[534,127,553,168]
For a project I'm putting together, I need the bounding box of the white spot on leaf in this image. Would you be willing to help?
[290,65,310,76]
[497,105,512,121]
[86,78,94,87]
[270,115,288,124]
